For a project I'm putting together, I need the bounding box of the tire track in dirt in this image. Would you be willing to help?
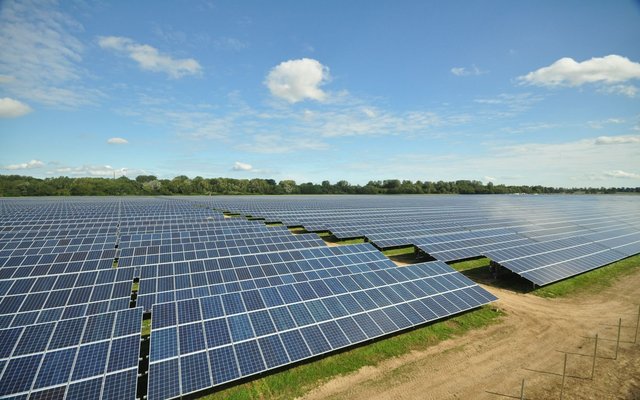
[300,270,640,400]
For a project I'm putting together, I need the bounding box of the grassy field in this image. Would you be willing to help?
[382,246,415,257]
[200,306,503,400]
[141,319,151,336]
[448,257,490,272]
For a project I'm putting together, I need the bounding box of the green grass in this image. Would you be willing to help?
[533,254,640,298]
[199,306,503,400]
[265,222,284,226]
[382,246,415,257]
[449,257,491,272]
[132,282,139,292]
[141,319,151,337]
[330,237,365,245]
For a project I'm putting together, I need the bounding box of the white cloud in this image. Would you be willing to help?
[232,161,253,171]
[604,170,640,179]
[236,134,330,154]
[0,97,32,117]
[375,134,640,187]
[588,118,625,129]
[484,176,497,182]
[473,93,543,115]
[107,137,129,145]
[213,37,247,51]
[51,164,132,177]
[518,55,640,96]
[98,36,202,78]
[265,58,329,103]
[0,0,99,108]
[451,65,486,76]
[594,135,640,145]
[2,159,44,170]
[599,84,638,97]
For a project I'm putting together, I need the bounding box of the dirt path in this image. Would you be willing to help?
[300,271,640,400]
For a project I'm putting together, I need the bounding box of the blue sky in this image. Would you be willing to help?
[1,0,639,187]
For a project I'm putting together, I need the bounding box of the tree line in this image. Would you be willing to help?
[0,174,638,197]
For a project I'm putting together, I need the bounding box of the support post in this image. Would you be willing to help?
[520,378,525,400]
[560,353,567,400]
[615,317,621,360]
[591,333,598,380]
[635,304,639,344]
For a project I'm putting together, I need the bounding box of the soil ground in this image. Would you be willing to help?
[300,269,640,400]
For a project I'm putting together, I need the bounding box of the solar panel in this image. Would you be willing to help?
[0,308,142,399]
[147,259,496,399]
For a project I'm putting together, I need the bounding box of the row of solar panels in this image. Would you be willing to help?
[147,260,496,399]
[204,196,640,286]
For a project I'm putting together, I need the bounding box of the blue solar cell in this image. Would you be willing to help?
[108,335,140,372]
[337,318,367,345]
[30,386,66,400]
[353,313,383,338]
[0,353,42,396]
[228,314,255,342]
[234,340,266,376]
[268,306,296,331]
[179,322,207,355]
[13,322,54,356]
[202,319,230,349]
[421,297,447,317]
[0,327,22,358]
[48,317,85,350]
[200,296,224,319]
[248,310,276,337]
[177,298,202,325]
[241,290,265,311]
[367,309,397,334]
[67,377,102,400]
[305,299,332,322]
[259,287,284,307]
[277,285,301,303]
[72,341,109,380]
[103,369,138,400]
[257,335,290,369]
[221,292,245,315]
[82,312,115,343]
[383,306,413,329]
[150,327,178,362]
[180,351,212,395]
[153,302,176,329]
[33,347,76,389]
[148,359,180,400]
[322,297,349,318]
[300,325,331,355]
[288,303,315,327]
[113,308,143,337]
[209,346,240,385]
[280,330,311,361]
[407,299,437,321]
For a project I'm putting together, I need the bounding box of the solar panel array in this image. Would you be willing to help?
[147,259,495,399]
[0,197,498,400]
[201,195,640,286]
